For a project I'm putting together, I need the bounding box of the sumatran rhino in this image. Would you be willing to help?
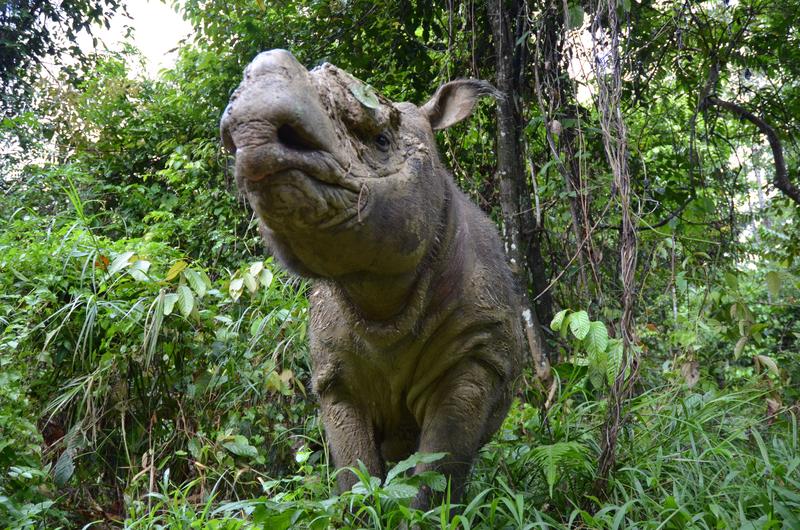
[220,49,523,509]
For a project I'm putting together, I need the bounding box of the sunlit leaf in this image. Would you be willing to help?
[108,251,135,275]
[550,309,569,332]
[165,260,188,281]
[177,285,194,317]
[249,261,264,277]
[569,310,590,340]
[243,272,258,293]
[184,269,207,298]
[349,83,380,109]
[128,259,151,281]
[163,293,179,316]
[259,268,274,289]
[229,277,244,300]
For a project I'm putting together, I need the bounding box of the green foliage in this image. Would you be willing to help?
[1,198,314,526]
[0,0,124,117]
[3,0,800,527]
[551,309,624,390]
[115,385,800,529]
[0,356,60,528]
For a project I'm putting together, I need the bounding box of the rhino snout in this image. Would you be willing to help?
[220,49,339,182]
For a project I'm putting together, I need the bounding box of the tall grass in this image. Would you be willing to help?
[116,382,798,529]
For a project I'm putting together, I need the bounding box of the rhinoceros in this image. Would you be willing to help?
[220,49,523,509]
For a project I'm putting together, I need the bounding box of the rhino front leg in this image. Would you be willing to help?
[410,359,509,511]
[320,393,383,493]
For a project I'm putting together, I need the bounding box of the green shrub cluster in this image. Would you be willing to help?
[0,204,316,526]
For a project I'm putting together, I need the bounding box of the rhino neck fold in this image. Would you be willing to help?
[333,180,461,326]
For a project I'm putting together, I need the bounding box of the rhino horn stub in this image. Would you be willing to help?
[246,48,305,80]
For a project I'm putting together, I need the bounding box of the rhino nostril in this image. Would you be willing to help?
[277,123,317,152]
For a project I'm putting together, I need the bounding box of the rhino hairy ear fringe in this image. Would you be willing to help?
[421,79,500,131]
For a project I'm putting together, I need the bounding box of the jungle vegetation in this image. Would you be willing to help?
[1,0,799,528]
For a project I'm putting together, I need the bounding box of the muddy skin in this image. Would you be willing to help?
[221,49,524,510]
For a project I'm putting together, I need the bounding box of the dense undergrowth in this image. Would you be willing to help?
[2,202,798,528]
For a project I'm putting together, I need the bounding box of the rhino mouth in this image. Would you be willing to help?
[243,165,365,231]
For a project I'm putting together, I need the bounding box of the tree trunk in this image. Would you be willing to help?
[485,0,551,382]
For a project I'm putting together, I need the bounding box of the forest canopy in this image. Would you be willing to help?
[1,0,799,528]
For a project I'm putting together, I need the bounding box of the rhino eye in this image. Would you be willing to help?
[375,133,390,151]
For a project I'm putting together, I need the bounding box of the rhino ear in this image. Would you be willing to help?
[421,79,499,131]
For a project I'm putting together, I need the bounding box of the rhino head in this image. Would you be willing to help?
[220,49,496,291]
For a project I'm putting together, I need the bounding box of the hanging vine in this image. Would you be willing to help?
[590,0,640,491]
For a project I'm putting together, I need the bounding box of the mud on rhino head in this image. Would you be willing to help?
[220,49,497,279]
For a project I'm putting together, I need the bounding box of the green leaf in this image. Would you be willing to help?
[223,435,258,458]
[187,438,202,459]
[568,4,585,29]
[177,285,194,317]
[585,321,609,355]
[165,260,188,281]
[108,251,135,275]
[229,277,244,300]
[249,261,264,277]
[385,452,446,485]
[163,293,179,316]
[53,448,75,486]
[351,475,382,495]
[349,83,380,109]
[412,470,448,492]
[243,271,258,293]
[530,442,586,497]
[383,483,420,499]
[765,271,781,297]
[588,349,607,389]
[200,270,213,291]
[724,272,739,290]
[250,316,266,337]
[607,339,624,385]
[184,269,207,298]
[259,268,274,289]
[569,310,590,340]
[550,309,569,332]
[128,259,151,281]
[251,511,293,530]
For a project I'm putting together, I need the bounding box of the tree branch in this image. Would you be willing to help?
[598,197,693,232]
[705,95,800,206]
